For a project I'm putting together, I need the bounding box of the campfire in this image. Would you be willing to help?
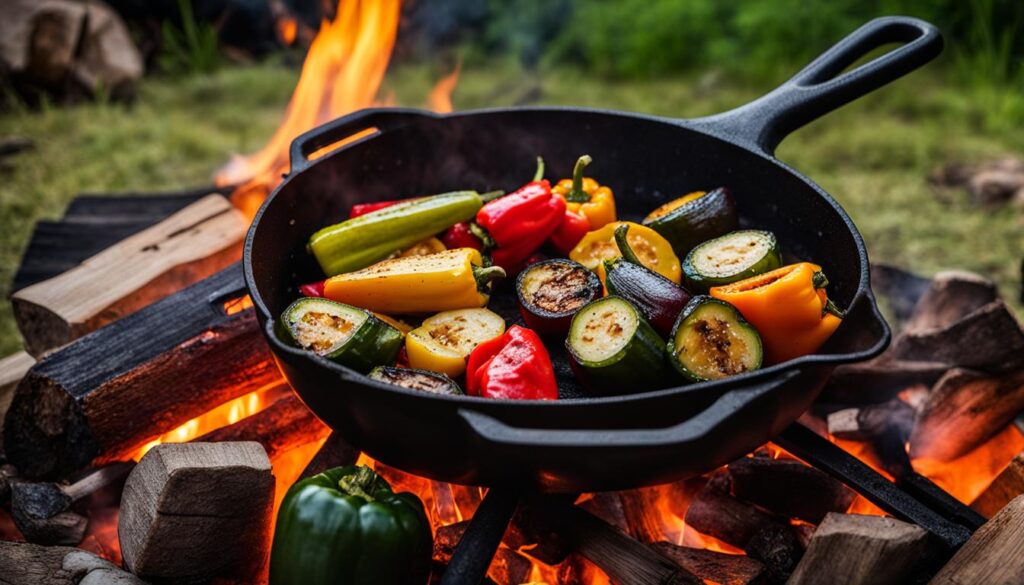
[3,3,1024,585]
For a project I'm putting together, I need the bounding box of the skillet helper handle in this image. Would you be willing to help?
[288,107,436,174]
[691,16,942,155]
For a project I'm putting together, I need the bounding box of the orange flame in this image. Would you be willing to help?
[277,16,299,46]
[428,62,461,113]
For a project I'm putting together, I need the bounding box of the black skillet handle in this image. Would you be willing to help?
[288,108,438,175]
[688,16,942,155]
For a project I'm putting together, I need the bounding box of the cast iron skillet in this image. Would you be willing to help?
[244,17,942,493]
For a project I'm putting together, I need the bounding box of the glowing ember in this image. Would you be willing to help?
[913,423,1024,503]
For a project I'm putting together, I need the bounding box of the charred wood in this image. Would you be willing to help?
[903,271,999,334]
[618,488,667,543]
[299,431,361,479]
[728,453,856,524]
[0,351,34,457]
[930,495,1024,584]
[196,390,330,460]
[684,481,786,549]
[650,541,768,585]
[745,523,803,584]
[821,359,948,404]
[827,398,917,477]
[869,263,931,328]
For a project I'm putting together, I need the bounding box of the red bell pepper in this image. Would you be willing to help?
[466,325,558,400]
[475,181,565,271]
[442,222,491,251]
[549,210,590,255]
[299,280,325,297]
[348,197,417,218]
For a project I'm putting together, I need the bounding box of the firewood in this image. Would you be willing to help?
[903,271,998,334]
[745,523,803,584]
[869,263,931,328]
[650,541,768,585]
[972,452,1024,519]
[12,194,246,356]
[909,368,1024,462]
[300,431,361,479]
[827,398,916,476]
[0,351,34,455]
[787,513,928,585]
[506,496,574,565]
[196,391,330,460]
[821,359,948,404]
[930,494,1024,584]
[728,454,856,524]
[891,300,1024,374]
[619,488,667,543]
[4,265,281,479]
[684,482,785,549]
[0,541,149,585]
[118,442,274,582]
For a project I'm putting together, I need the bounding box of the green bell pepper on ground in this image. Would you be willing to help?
[270,465,433,585]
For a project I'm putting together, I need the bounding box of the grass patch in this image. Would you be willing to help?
[0,60,1021,354]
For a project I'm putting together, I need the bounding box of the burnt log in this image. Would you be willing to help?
[903,270,999,334]
[727,454,856,524]
[619,488,667,543]
[930,495,1024,584]
[650,541,768,585]
[827,398,917,477]
[787,513,928,585]
[4,265,281,479]
[869,263,931,328]
[12,194,246,356]
[196,390,330,460]
[118,442,274,582]
[972,452,1024,519]
[821,359,948,404]
[0,541,149,585]
[0,351,35,456]
[745,523,803,584]
[684,482,785,549]
[909,368,1024,462]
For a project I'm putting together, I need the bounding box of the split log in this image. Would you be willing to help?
[787,513,928,585]
[12,194,246,356]
[827,398,916,476]
[300,431,361,479]
[619,488,667,543]
[4,265,281,479]
[903,271,999,334]
[821,359,948,404]
[972,452,1024,519]
[727,454,856,524]
[890,300,1024,374]
[0,351,34,455]
[909,368,1024,462]
[118,442,274,582]
[12,189,209,292]
[0,540,149,585]
[650,541,767,585]
[196,391,330,460]
[930,494,1024,584]
[744,523,803,584]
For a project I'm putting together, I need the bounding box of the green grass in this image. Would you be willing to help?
[1,60,1021,355]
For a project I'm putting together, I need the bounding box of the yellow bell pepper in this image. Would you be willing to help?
[323,248,506,314]
[570,221,681,284]
[710,262,843,364]
[552,155,617,230]
[405,308,506,376]
[399,236,446,257]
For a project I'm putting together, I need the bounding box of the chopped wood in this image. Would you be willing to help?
[728,454,856,524]
[0,540,149,585]
[580,491,630,532]
[904,271,999,334]
[196,391,330,460]
[891,300,1024,374]
[12,194,246,355]
[0,351,34,455]
[821,359,948,404]
[827,398,917,477]
[619,488,667,543]
[9,481,87,545]
[299,431,361,479]
[118,442,274,582]
[869,263,931,328]
[3,265,281,479]
[787,513,928,585]
[684,482,785,549]
[745,523,803,583]
[650,541,768,585]
[930,494,1024,585]
[909,368,1024,462]
[972,452,1024,519]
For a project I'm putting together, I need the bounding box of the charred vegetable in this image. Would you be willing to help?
[278,298,403,373]
[367,366,462,396]
[570,221,681,284]
[710,262,843,364]
[549,155,617,253]
[682,229,782,292]
[323,248,506,314]
[516,259,601,334]
[667,296,762,382]
[309,190,488,277]
[643,188,738,257]
[603,224,692,337]
[405,308,505,376]
[566,296,672,394]
[466,325,558,400]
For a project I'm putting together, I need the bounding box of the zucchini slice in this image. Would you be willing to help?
[517,259,601,334]
[683,229,782,292]
[279,297,403,373]
[667,296,762,382]
[643,187,739,257]
[566,296,671,394]
[405,308,505,376]
[367,366,463,395]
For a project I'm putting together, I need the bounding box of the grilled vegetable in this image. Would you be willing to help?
[278,298,403,373]
[570,221,681,285]
[550,155,617,253]
[566,296,672,394]
[367,366,462,395]
[269,465,432,585]
[516,259,601,334]
[477,158,566,272]
[710,262,843,364]
[682,229,782,292]
[309,190,486,277]
[466,325,558,400]
[398,236,446,257]
[349,197,418,218]
[441,222,489,251]
[323,248,506,314]
[667,296,762,382]
[299,280,325,297]
[643,187,738,257]
[405,308,505,376]
[603,224,692,337]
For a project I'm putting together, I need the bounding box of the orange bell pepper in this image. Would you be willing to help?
[552,155,617,231]
[710,262,842,364]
